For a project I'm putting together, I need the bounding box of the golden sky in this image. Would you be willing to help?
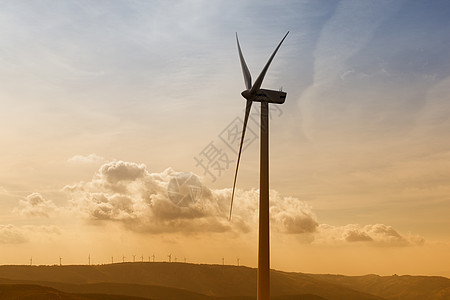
[1,0,450,277]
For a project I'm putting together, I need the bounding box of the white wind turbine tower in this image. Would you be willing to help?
[230,31,289,300]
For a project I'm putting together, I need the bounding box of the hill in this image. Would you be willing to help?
[0,282,325,300]
[0,283,149,300]
[0,263,448,299]
[314,273,450,300]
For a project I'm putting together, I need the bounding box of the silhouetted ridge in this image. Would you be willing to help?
[0,283,150,300]
[0,263,448,299]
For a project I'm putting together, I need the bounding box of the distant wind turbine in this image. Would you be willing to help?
[30,256,32,266]
[230,31,289,300]
[122,255,126,263]
[168,254,172,263]
[88,254,91,266]
[152,254,155,262]
[59,256,62,266]
[133,254,136,263]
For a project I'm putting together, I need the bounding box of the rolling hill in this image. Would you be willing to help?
[0,263,448,299]
[0,283,150,300]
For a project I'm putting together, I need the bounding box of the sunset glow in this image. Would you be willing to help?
[1,0,450,280]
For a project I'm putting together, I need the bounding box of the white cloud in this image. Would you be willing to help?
[311,0,403,84]
[344,227,373,242]
[23,225,62,235]
[270,194,318,234]
[315,223,425,247]
[62,160,424,247]
[0,224,28,244]
[0,224,61,244]
[65,161,229,233]
[64,160,319,235]
[68,153,104,164]
[14,193,57,218]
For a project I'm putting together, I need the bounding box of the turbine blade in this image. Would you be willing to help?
[236,33,252,90]
[229,100,252,220]
[250,31,289,95]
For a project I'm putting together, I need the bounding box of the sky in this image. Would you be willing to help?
[1,0,450,277]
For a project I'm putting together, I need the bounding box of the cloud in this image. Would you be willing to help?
[62,160,424,246]
[14,193,57,218]
[64,160,318,235]
[316,224,424,247]
[0,224,61,244]
[298,0,450,146]
[270,194,318,234]
[344,227,373,242]
[23,225,62,235]
[0,225,28,244]
[68,153,104,164]
[98,160,146,184]
[65,161,230,233]
[363,224,424,246]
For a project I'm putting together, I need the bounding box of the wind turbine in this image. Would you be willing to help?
[230,31,289,300]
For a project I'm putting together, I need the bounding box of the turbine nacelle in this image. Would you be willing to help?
[241,88,286,104]
[241,89,252,99]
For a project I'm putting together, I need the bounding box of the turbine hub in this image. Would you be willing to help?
[241,89,251,99]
